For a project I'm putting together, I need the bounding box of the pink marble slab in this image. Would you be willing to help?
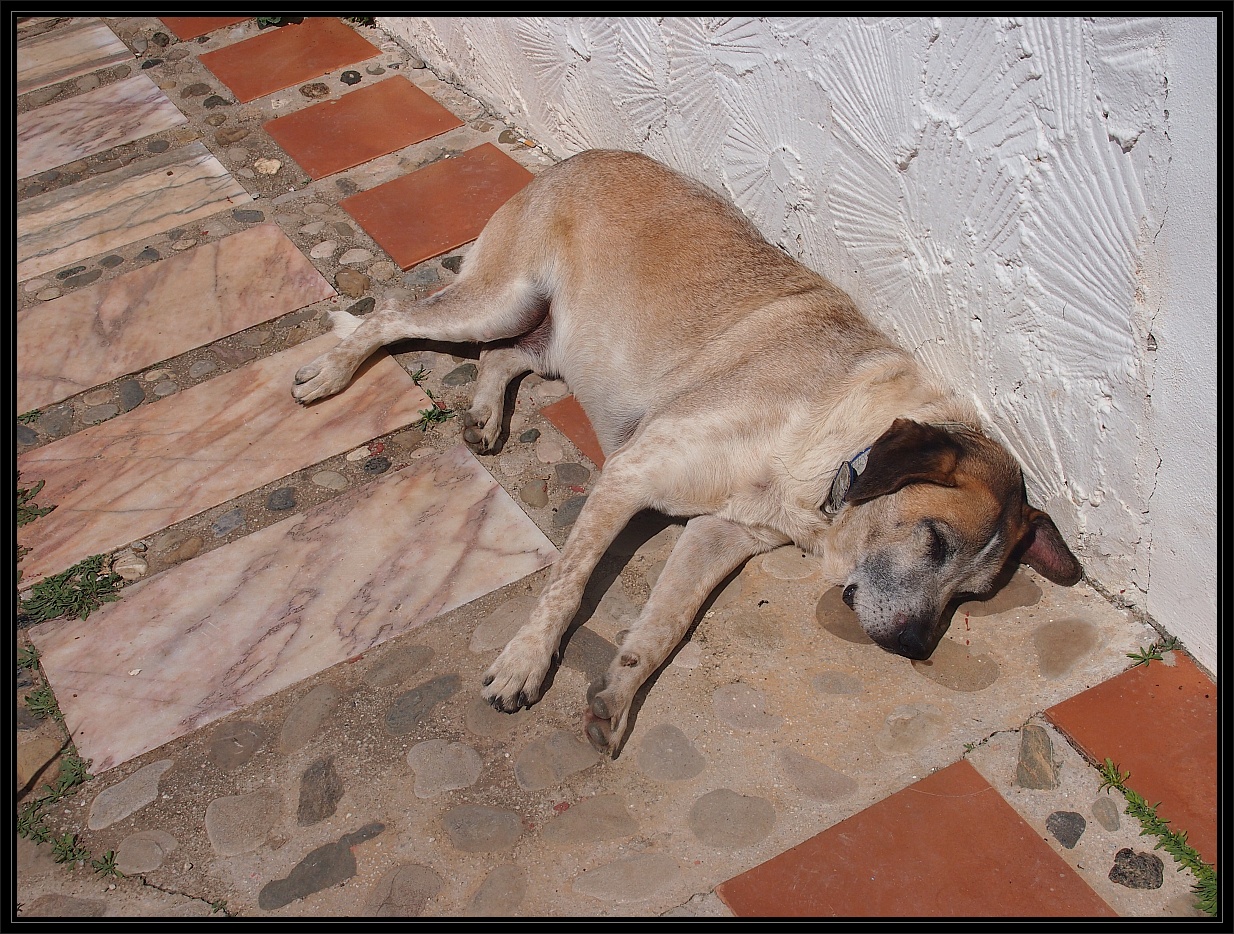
[29,444,558,773]
[18,73,187,179]
[17,18,133,96]
[17,140,251,282]
[17,224,334,413]
[16,332,430,586]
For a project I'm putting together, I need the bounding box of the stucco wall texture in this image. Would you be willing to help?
[376,17,1217,674]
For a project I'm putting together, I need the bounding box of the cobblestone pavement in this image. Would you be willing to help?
[15,16,1216,919]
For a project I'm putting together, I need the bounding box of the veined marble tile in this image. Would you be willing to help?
[16,332,430,586]
[17,224,334,412]
[29,444,558,773]
[17,141,251,282]
[17,18,133,96]
[18,73,187,180]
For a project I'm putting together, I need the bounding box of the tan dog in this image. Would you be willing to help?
[292,149,1082,756]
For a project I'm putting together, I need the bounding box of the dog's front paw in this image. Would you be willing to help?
[481,634,554,712]
[461,408,501,454]
[291,354,352,403]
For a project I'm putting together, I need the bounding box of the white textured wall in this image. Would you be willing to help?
[377,16,1217,674]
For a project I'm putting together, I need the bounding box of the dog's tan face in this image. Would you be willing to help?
[838,419,1081,659]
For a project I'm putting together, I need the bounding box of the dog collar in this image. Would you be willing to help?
[821,446,871,517]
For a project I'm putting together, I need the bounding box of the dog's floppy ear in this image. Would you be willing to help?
[847,418,963,504]
[1018,506,1083,585]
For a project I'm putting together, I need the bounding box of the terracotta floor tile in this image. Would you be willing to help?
[715,759,1116,917]
[264,76,464,179]
[541,395,606,467]
[341,143,533,269]
[158,16,250,41]
[198,17,380,103]
[1046,653,1217,867]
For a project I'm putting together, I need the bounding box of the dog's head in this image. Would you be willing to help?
[837,418,1081,659]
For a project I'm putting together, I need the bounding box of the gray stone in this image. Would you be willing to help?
[637,723,706,781]
[776,749,858,802]
[37,405,74,438]
[465,864,526,916]
[87,759,172,830]
[909,637,1000,692]
[688,788,775,847]
[554,462,590,486]
[99,254,125,268]
[519,428,541,443]
[16,423,37,445]
[280,684,339,753]
[406,739,483,797]
[513,729,600,790]
[442,805,521,852]
[204,787,282,855]
[232,208,264,223]
[1092,794,1121,832]
[712,682,784,731]
[115,829,177,874]
[347,297,376,316]
[312,469,348,490]
[258,823,384,909]
[554,494,588,527]
[267,487,297,510]
[1046,810,1086,848]
[64,268,102,288]
[384,675,461,734]
[1109,848,1164,889]
[208,719,265,769]
[152,379,178,397]
[542,794,637,844]
[298,756,344,825]
[441,255,464,273]
[82,403,119,424]
[118,378,145,411]
[211,507,245,536]
[1016,723,1060,789]
[443,363,478,386]
[519,478,549,508]
[1033,618,1102,678]
[365,863,443,916]
[572,853,681,902]
[365,645,434,687]
[189,358,217,378]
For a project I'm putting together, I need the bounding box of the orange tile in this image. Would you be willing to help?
[340,143,533,269]
[159,17,250,41]
[264,76,464,180]
[1046,653,1217,867]
[715,759,1116,917]
[198,17,380,103]
[541,395,606,468]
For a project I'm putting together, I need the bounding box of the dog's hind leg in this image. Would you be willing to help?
[584,515,773,756]
[462,344,540,454]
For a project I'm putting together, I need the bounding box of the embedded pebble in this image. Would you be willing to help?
[238,329,271,346]
[152,379,179,397]
[297,756,344,824]
[1092,795,1121,832]
[910,637,1000,692]
[688,788,775,847]
[279,684,340,753]
[670,641,702,669]
[384,675,462,734]
[84,388,113,406]
[875,704,946,756]
[368,260,398,281]
[23,278,50,292]
[712,683,784,731]
[35,288,62,301]
[144,367,172,382]
[466,865,526,916]
[541,794,637,844]
[111,551,148,581]
[636,724,705,781]
[115,829,177,874]
[760,546,821,580]
[1033,618,1101,679]
[811,670,863,695]
[335,269,370,297]
[365,645,435,687]
[1109,848,1164,889]
[364,863,443,917]
[519,479,549,508]
[300,220,326,236]
[310,239,338,259]
[553,495,588,528]
[554,462,590,486]
[254,157,282,175]
[339,248,373,265]
[118,379,145,411]
[83,403,119,424]
[1016,723,1060,789]
[87,760,172,830]
[346,446,371,461]
[204,787,282,856]
[1046,810,1086,849]
[189,359,217,378]
[267,487,296,510]
[312,470,349,490]
[407,739,484,798]
[211,507,244,536]
[172,239,197,251]
[513,730,600,790]
[572,853,680,903]
[776,749,858,801]
[469,594,539,652]
[209,720,266,769]
[442,805,521,852]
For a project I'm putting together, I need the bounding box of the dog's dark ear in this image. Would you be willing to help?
[847,419,963,504]
[1018,506,1083,585]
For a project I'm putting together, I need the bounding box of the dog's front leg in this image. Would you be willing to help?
[585,514,774,757]
[481,460,646,712]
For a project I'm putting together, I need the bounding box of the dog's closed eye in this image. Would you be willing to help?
[924,520,951,565]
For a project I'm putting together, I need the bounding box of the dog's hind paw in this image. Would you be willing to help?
[584,679,630,757]
[461,408,501,454]
[291,354,351,403]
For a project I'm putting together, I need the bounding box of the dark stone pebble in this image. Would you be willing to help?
[335,177,360,196]
[140,59,163,69]
[167,228,185,240]
[259,823,384,910]
[276,308,316,329]
[297,756,344,825]
[99,254,125,268]
[181,82,211,98]
[1046,811,1086,849]
[203,95,231,109]
[209,720,265,769]
[56,265,87,280]
[232,208,265,223]
[211,507,244,536]
[554,462,590,486]
[443,364,478,386]
[441,255,463,274]
[64,269,102,289]
[519,428,541,443]
[146,139,170,153]
[267,487,297,510]
[1109,848,1164,889]
[16,423,38,446]
[118,379,145,412]
[301,82,330,99]
[385,675,462,735]
[340,70,362,85]
[347,297,376,316]
[151,31,170,47]
[364,456,391,474]
[136,247,160,263]
[554,495,588,528]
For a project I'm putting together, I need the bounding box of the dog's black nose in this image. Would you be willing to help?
[897,628,933,660]
[841,583,857,609]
